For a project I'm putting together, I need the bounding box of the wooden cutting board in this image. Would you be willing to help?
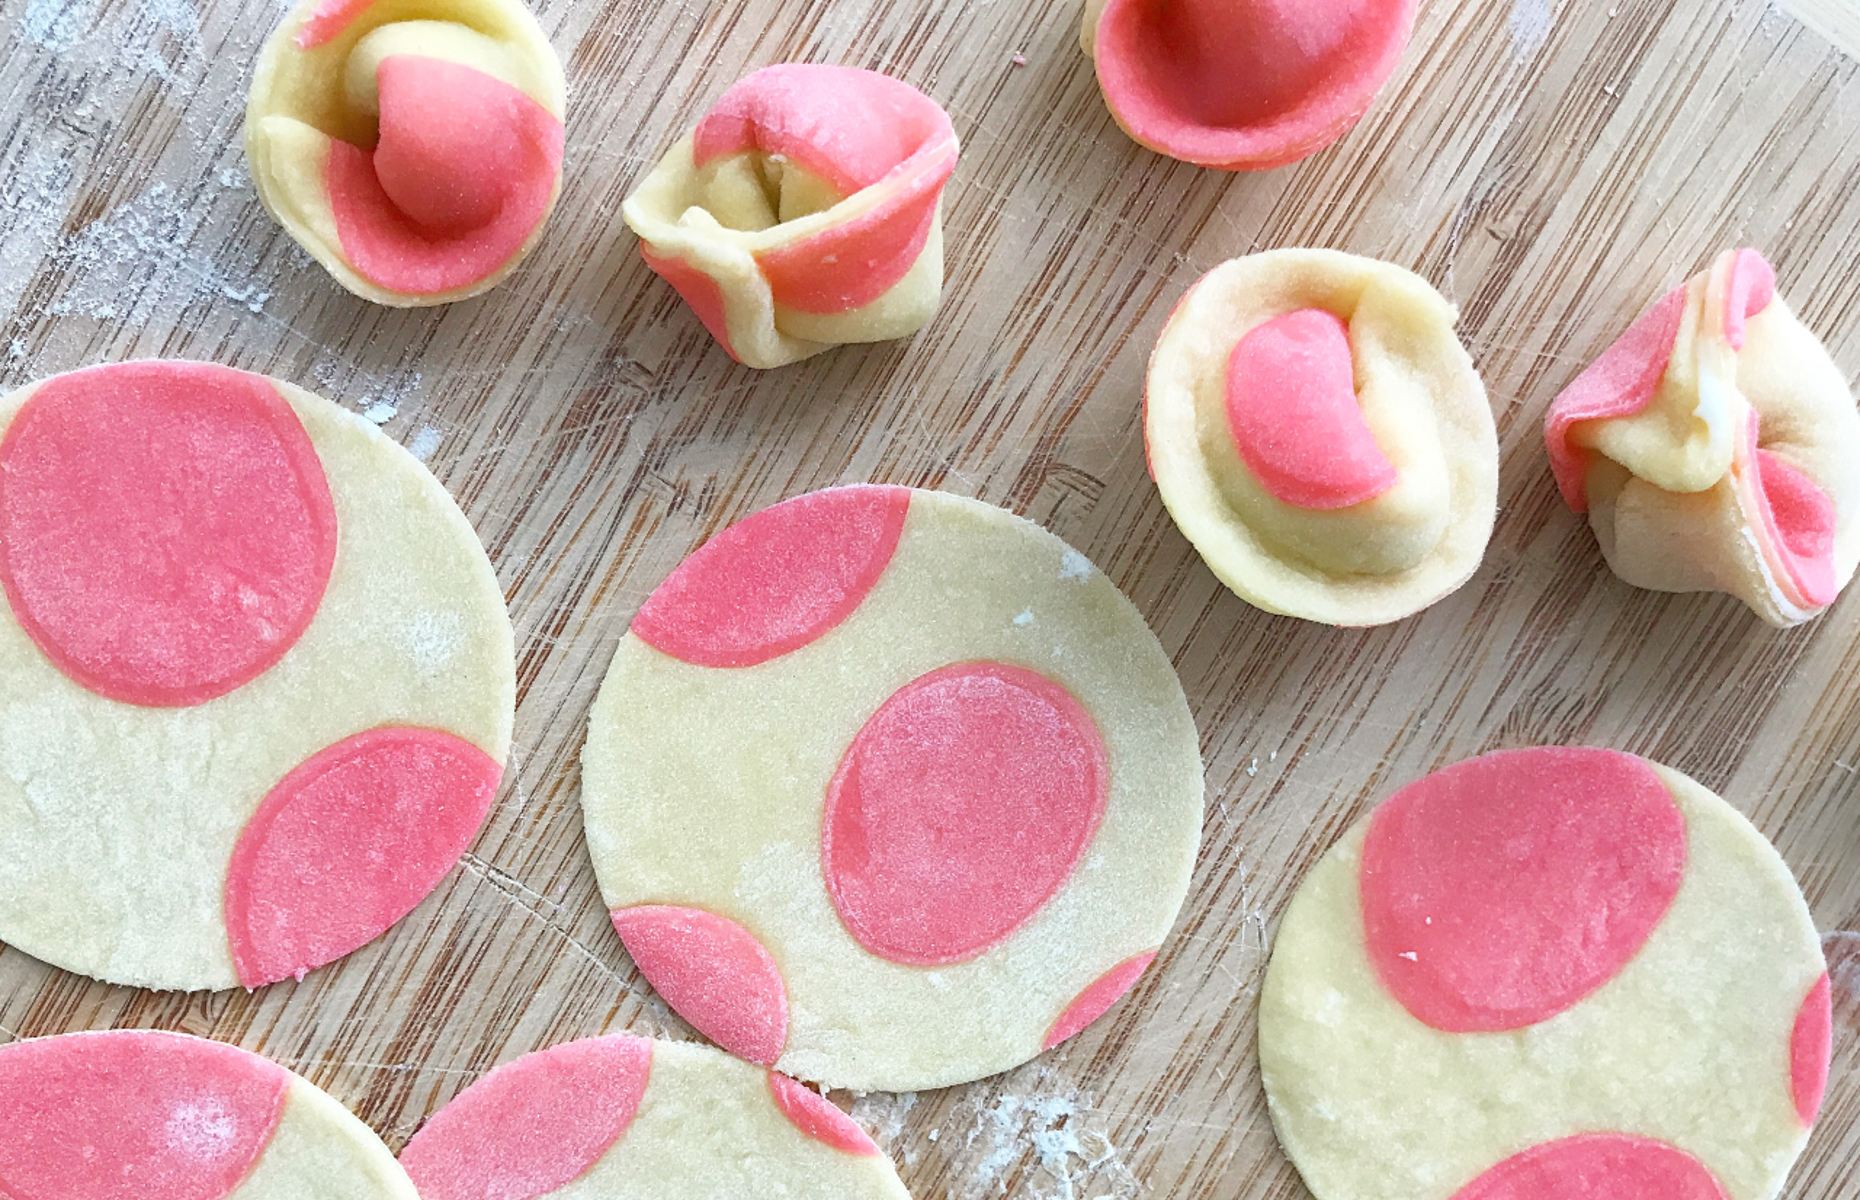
[2,0,1858,1194]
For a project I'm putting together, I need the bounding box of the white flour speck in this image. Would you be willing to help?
[164,1101,237,1160]
[1509,0,1552,58]
[362,401,399,425]
[403,611,465,673]
[1013,609,1035,627]
[408,425,443,462]
[956,1066,1139,1200]
[1059,550,1093,581]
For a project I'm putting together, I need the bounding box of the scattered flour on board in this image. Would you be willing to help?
[408,425,444,462]
[953,1065,1141,1200]
[1509,0,1553,58]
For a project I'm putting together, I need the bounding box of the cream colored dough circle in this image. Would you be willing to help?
[582,487,1204,1091]
[1260,751,1828,1200]
[0,362,514,991]
[1146,248,1496,626]
[0,1029,418,1200]
[401,1037,911,1200]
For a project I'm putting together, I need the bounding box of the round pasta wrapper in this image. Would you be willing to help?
[1261,747,1830,1200]
[1146,249,1497,626]
[0,361,514,990]
[582,486,1203,1090]
[247,0,565,306]
[1546,248,1860,627]
[623,64,960,369]
[401,1036,912,1200]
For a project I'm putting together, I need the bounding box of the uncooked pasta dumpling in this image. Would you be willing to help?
[1546,248,1860,627]
[624,64,960,369]
[1145,249,1497,625]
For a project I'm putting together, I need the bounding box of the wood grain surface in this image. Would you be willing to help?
[3,0,1860,1195]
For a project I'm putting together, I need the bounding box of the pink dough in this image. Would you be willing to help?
[0,361,336,708]
[640,247,740,361]
[1749,427,1838,609]
[690,65,958,315]
[0,1030,289,1200]
[766,1073,879,1156]
[610,906,790,1066]
[1791,973,1833,1128]
[1358,748,1687,1033]
[399,1036,652,1200]
[1448,1135,1728,1200]
[224,727,503,988]
[1722,248,1776,350]
[1042,951,1159,1050]
[327,56,563,296]
[294,0,371,47]
[1224,308,1398,509]
[821,662,1109,966]
[1092,0,1417,169]
[631,485,909,668]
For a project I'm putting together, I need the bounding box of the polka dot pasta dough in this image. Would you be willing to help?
[247,0,566,305]
[623,65,960,369]
[0,361,514,991]
[400,1036,911,1200]
[1081,0,1417,170]
[581,486,1203,1091]
[1547,248,1860,627]
[1261,747,1831,1200]
[1146,249,1497,625]
[0,1030,417,1200]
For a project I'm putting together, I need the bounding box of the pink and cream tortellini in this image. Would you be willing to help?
[623,64,961,369]
[1145,249,1498,626]
[1546,249,1860,627]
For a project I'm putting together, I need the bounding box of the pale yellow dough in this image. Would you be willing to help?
[0,371,514,990]
[582,491,1204,1091]
[235,1076,420,1200]
[1146,249,1497,625]
[246,0,565,306]
[1260,763,1825,1200]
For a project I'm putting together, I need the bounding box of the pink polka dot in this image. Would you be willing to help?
[1043,951,1159,1050]
[0,362,336,708]
[225,727,503,988]
[1093,0,1417,169]
[1543,285,1686,512]
[327,57,563,296]
[1449,1134,1727,1200]
[1359,748,1686,1033]
[640,247,740,361]
[610,906,790,1066]
[1224,308,1398,510]
[631,486,910,669]
[1791,972,1832,1128]
[400,1036,652,1200]
[822,662,1109,966]
[0,1030,289,1200]
[766,1072,879,1157]
[294,0,371,47]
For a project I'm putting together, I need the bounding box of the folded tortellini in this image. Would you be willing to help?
[1145,250,1497,625]
[623,64,960,369]
[247,0,566,306]
[1546,249,1860,627]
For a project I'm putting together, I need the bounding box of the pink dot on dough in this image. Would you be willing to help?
[1093,0,1417,169]
[327,56,563,296]
[0,1030,289,1200]
[610,906,791,1066]
[766,1072,879,1156]
[225,727,504,988]
[1359,747,1687,1033]
[822,661,1110,966]
[1043,951,1159,1050]
[1791,972,1832,1127]
[631,485,910,668]
[0,361,337,708]
[400,1036,652,1200]
[1224,307,1399,510]
[1449,1134,1728,1200]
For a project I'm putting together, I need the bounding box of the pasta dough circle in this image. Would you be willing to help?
[0,361,515,991]
[1260,748,1830,1200]
[246,0,566,306]
[581,487,1203,1090]
[400,1036,912,1200]
[1145,249,1497,625]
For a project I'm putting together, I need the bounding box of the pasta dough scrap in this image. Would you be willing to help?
[1145,249,1497,625]
[247,0,565,306]
[1546,248,1860,626]
[623,65,960,369]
